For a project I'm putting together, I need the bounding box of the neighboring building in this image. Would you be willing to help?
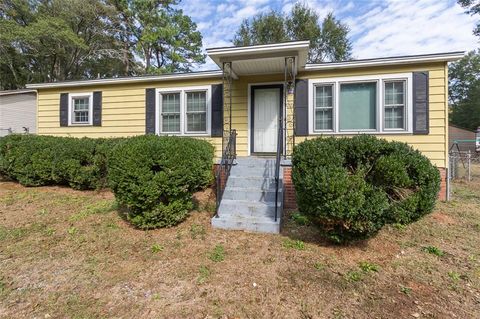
[0,90,37,136]
[449,124,477,153]
[27,41,463,233]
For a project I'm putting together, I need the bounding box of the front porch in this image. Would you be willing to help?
[207,41,309,233]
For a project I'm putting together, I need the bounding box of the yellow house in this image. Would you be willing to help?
[27,41,463,233]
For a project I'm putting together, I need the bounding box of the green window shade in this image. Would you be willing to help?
[339,82,377,130]
[161,93,180,132]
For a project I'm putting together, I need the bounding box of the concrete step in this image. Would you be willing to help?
[230,168,276,178]
[211,215,280,234]
[222,186,283,202]
[212,156,283,234]
[218,199,282,218]
[227,176,281,189]
[235,157,275,164]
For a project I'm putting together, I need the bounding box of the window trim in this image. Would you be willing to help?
[313,83,335,132]
[185,90,209,134]
[155,85,211,136]
[68,92,93,126]
[308,73,413,135]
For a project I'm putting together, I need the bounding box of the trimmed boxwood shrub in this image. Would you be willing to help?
[107,135,214,229]
[0,134,113,189]
[292,135,440,242]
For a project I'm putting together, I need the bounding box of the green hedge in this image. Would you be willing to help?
[0,134,117,189]
[0,134,214,229]
[107,135,214,229]
[292,135,440,242]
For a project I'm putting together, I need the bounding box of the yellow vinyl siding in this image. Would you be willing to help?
[37,78,224,156]
[36,62,449,167]
[294,62,448,168]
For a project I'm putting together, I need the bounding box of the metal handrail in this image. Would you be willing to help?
[215,129,237,216]
[274,106,283,222]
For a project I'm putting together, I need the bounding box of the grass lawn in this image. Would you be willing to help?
[0,170,479,318]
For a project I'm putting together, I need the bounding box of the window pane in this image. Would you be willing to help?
[162,114,180,132]
[72,97,89,123]
[74,111,89,123]
[339,82,377,130]
[384,81,405,129]
[385,81,404,105]
[315,85,333,108]
[315,109,333,130]
[186,91,206,112]
[187,113,206,132]
[74,97,89,111]
[162,93,180,112]
[385,106,405,129]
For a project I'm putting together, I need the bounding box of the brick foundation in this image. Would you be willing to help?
[282,167,297,209]
[438,167,447,201]
[281,166,448,209]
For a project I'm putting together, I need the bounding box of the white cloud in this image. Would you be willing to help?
[350,0,478,58]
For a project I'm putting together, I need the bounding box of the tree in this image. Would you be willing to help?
[110,0,205,74]
[233,3,352,63]
[449,50,480,130]
[233,11,287,46]
[458,0,480,36]
[0,0,129,88]
[449,1,480,130]
[0,0,205,89]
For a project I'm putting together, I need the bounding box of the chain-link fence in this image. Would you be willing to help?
[448,150,480,200]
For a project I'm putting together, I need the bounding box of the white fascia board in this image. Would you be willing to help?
[206,41,310,56]
[26,71,223,89]
[304,52,465,71]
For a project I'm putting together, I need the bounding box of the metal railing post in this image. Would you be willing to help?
[468,150,471,182]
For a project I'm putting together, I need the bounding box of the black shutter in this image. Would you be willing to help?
[60,93,69,127]
[294,79,309,136]
[211,83,223,137]
[413,71,429,135]
[92,91,102,126]
[145,88,156,134]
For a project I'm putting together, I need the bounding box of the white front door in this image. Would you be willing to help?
[253,88,280,153]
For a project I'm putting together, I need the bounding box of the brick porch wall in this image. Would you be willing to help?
[282,166,448,209]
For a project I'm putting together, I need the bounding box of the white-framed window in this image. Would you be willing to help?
[384,80,406,130]
[314,84,334,131]
[308,73,413,135]
[156,86,211,136]
[68,92,93,126]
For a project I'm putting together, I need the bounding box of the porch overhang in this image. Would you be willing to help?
[206,41,310,76]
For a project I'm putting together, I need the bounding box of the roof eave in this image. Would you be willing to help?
[26,70,223,89]
[304,52,465,71]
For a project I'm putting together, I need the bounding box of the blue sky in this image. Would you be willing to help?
[179,0,479,70]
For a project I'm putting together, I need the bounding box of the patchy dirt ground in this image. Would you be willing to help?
[0,169,479,319]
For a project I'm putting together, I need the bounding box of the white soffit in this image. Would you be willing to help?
[206,41,310,76]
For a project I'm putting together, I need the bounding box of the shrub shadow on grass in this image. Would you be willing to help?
[280,209,371,249]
